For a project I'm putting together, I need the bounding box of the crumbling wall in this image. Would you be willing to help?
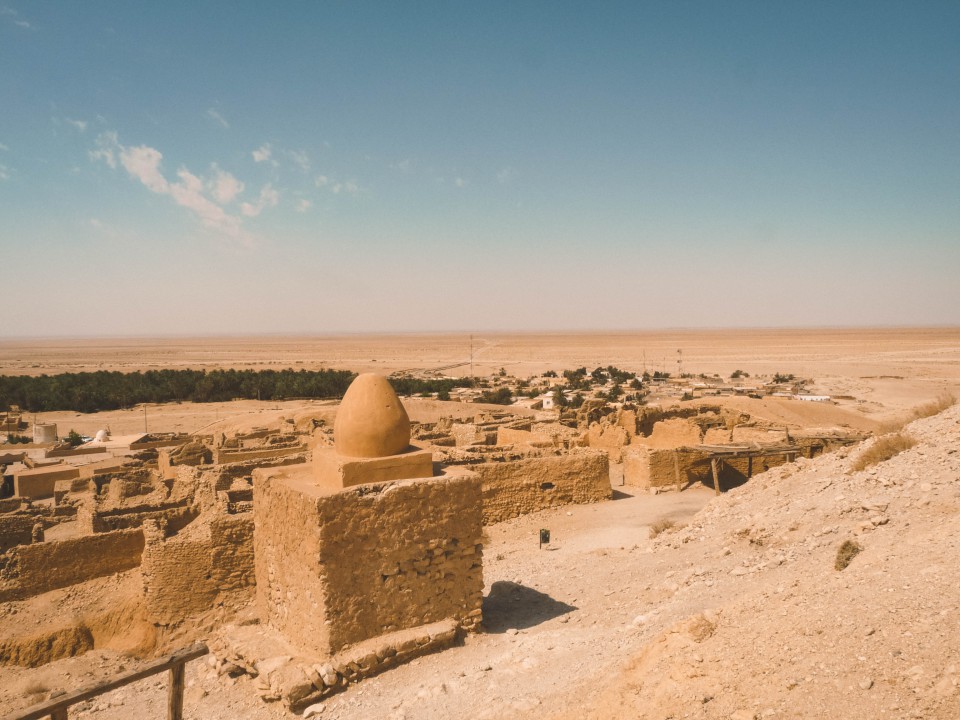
[78,497,197,534]
[497,422,579,448]
[140,519,216,625]
[210,514,255,592]
[254,468,483,658]
[158,441,212,480]
[140,510,254,626]
[623,447,805,490]
[0,516,35,552]
[472,450,611,524]
[451,424,496,447]
[213,443,307,465]
[585,422,630,460]
[639,418,704,449]
[0,529,144,602]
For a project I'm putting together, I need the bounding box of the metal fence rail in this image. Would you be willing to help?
[3,643,208,720]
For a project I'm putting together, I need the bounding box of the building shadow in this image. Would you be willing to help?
[482,581,577,633]
[610,488,632,500]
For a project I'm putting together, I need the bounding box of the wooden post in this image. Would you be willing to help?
[167,662,185,720]
[747,455,753,478]
[673,451,682,493]
[711,458,721,496]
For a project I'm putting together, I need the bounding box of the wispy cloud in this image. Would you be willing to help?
[0,142,8,152]
[91,131,257,242]
[454,177,467,188]
[209,165,244,204]
[1,5,31,28]
[315,174,361,195]
[252,143,274,164]
[0,164,9,181]
[333,181,360,195]
[295,198,312,213]
[89,131,118,168]
[206,108,229,129]
[65,118,88,132]
[240,184,279,217]
[287,149,310,172]
[497,166,517,185]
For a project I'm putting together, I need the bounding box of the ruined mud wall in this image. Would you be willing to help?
[13,466,80,500]
[140,520,215,625]
[585,423,630,455]
[496,422,579,448]
[623,445,819,490]
[472,450,611,524]
[77,498,197,534]
[255,469,483,657]
[139,512,254,626]
[451,424,496,447]
[210,514,255,592]
[637,418,705,449]
[0,529,144,602]
[213,444,307,465]
[0,516,35,552]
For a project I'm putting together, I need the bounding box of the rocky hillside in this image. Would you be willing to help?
[565,404,960,720]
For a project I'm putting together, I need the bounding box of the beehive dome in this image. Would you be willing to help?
[334,374,411,458]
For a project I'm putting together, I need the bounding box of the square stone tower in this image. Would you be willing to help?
[253,374,483,659]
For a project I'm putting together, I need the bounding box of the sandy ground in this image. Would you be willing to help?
[13,397,535,440]
[2,328,959,385]
[5,399,958,719]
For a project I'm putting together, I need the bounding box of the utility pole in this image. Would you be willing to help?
[143,404,148,434]
[677,349,683,378]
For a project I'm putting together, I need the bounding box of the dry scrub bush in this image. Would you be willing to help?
[835,540,863,571]
[849,432,917,473]
[23,680,49,699]
[878,393,956,434]
[649,517,676,539]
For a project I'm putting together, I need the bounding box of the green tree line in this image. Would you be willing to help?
[0,368,359,413]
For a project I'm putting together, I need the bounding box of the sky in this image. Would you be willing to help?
[1,1,959,337]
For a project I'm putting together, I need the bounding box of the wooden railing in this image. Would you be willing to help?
[3,643,208,720]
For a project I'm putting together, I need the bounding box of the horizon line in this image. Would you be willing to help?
[1,323,959,343]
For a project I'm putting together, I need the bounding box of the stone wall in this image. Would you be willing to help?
[623,445,814,490]
[140,519,216,625]
[585,423,630,452]
[213,443,307,465]
[140,512,255,626]
[77,498,197,534]
[13,466,80,500]
[472,450,611,524]
[0,516,35,552]
[0,529,144,602]
[254,468,483,658]
[210,514,255,592]
[640,418,704,449]
[496,423,578,448]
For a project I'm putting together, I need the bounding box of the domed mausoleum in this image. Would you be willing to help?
[249,373,483,708]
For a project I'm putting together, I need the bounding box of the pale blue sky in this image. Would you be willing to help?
[1,2,958,336]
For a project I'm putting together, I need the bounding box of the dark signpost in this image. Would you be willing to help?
[539,528,550,548]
